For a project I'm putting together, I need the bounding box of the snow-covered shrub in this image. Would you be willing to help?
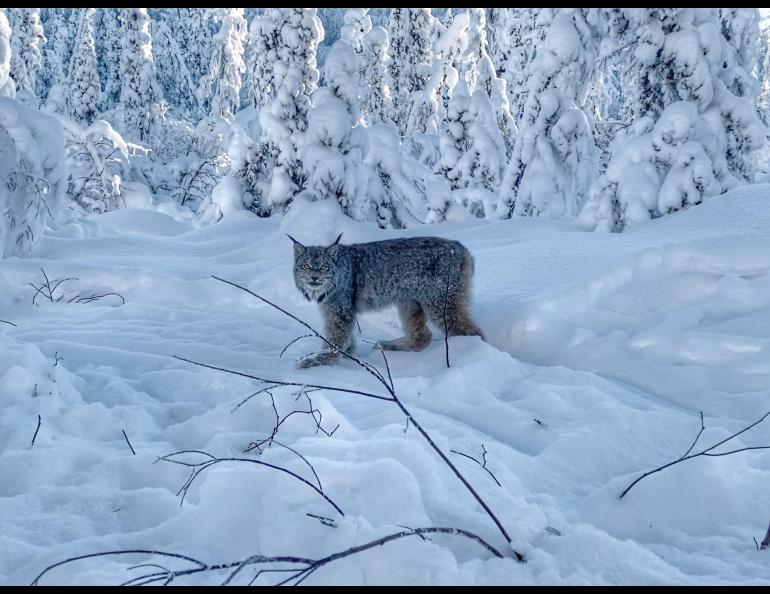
[163,154,230,215]
[0,97,67,257]
[60,117,129,214]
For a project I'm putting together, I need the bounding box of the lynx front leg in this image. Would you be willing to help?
[297,301,355,368]
[377,300,432,352]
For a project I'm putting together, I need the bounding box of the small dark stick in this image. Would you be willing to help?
[1,319,17,327]
[443,261,451,369]
[31,414,42,446]
[122,430,136,456]
[761,521,770,550]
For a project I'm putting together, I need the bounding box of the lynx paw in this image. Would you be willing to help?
[376,336,430,352]
[297,351,338,369]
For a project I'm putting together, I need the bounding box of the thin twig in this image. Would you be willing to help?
[450,445,502,487]
[122,430,136,456]
[173,354,393,402]
[306,513,337,528]
[155,450,344,517]
[620,410,770,499]
[280,334,315,358]
[0,319,17,327]
[31,415,41,447]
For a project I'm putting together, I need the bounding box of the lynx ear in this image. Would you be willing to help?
[326,233,343,258]
[287,234,305,257]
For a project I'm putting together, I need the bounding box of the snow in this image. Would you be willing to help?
[2,183,770,585]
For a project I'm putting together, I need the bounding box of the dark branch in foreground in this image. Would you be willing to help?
[31,415,42,447]
[31,527,502,586]
[188,276,521,557]
[1,319,17,327]
[620,410,770,499]
[122,429,136,456]
[155,449,344,518]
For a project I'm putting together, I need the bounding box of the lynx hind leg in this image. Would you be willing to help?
[378,300,432,351]
[426,250,484,339]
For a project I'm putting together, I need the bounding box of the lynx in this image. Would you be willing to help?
[290,233,482,368]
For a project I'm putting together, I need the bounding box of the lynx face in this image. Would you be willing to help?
[293,246,340,303]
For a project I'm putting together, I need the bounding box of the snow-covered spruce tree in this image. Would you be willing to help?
[152,18,197,118]
[245,8,323,216]
[339,8,371,56]
[497,9,599,219]
[460,8,489,92]
[718,9,760,99]
[758,22,770,125]
[365,121,451,228]
[359,26,394,126]
[403,66,441,167]
[432,11,467,124]
[169,9,213,92]
[503,9,553,126]
[387,8,434,136]
[67,8,100,126]
[437,76,507,218]
[95,9,122,112]
[245,12,278,112]
[39,8,71,109]
[0,9,14,98]
[459,11,517,164]
[9,8,46,106]
[302,41,368,220]
[485,9,509,76]
[0,98,67,257]
[119,8,166,145]
[579,8,765,232]
[197,8,246,124]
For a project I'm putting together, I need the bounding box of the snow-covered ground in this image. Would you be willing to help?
[2,186,770,585]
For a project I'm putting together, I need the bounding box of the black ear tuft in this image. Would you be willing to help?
[326,233,343,258]
[288,234,306,256]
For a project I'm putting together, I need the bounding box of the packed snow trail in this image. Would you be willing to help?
[1,187,769,585]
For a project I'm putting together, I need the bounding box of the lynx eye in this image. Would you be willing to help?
[302,263,311,270]
[320,265,328,272]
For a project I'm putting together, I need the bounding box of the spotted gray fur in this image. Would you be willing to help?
[290,233,482,368]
